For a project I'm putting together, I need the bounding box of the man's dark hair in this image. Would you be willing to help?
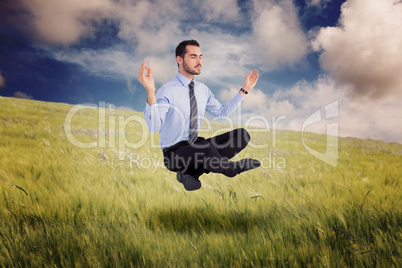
[175,39,200,59]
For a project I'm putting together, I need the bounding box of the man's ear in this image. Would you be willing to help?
[176,56,182,65]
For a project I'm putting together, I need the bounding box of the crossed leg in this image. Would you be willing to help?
[164,128,251,179]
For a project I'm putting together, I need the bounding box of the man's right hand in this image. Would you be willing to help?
[138,61,156,105]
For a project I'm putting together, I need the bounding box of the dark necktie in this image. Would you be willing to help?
[189,81,198,143]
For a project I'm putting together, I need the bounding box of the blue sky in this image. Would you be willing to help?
[1,0,402,143]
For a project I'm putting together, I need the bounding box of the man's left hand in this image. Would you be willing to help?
[242,69,259,93]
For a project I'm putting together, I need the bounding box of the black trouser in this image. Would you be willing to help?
[163,128,250,179]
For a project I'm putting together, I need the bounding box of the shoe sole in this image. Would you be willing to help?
[177,172,201,191]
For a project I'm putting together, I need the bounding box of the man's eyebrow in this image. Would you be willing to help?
[189,54,202,57]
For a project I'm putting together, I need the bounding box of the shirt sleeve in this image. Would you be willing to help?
[206,89,244,118]
[143,89,170,133]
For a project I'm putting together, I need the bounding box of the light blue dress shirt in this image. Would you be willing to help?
[144,72,244,150]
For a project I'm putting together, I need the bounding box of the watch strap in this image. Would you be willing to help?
[240,88,248,94]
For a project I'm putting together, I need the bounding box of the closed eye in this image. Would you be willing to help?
[190,54,202,59]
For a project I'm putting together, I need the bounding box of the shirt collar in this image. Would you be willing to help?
[176,71,195,87]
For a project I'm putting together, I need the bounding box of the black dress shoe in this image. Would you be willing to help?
[235,158,261,174]
[177,171,202,191]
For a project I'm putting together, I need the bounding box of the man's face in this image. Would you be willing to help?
[181,45,202,75]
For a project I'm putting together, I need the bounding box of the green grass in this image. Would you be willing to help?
[0,96,401,267]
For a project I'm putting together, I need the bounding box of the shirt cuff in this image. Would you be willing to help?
[234,92,245,102]
[145,101,158,114]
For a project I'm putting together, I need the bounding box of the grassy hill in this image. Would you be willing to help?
[0,96,401,267]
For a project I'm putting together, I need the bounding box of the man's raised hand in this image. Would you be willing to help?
[138,61,155,94]
[138,61,156,105]
[242,69,259,92]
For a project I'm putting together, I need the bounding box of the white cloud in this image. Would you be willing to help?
[13,91,32,99]
[312,0,402,99]
[25,0,254,93]
[53,49,138,79]
[222,76,402,143]
[307,0,331,8]
[19,0,241,52]
[112,0,252,87]
[252,0,309,71]
[49,28,256,93]
[220,87,270,112]
[21,0,113,45]
[143,55,178,86]
[0,71,5,87]
[19,0,183,50]
[189,29,254,87]
[19,0,298,84]
[113,0,184,55]
[52,48,143,94]
[200,0,241,23]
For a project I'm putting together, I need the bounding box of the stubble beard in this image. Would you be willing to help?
[183,60,201,76]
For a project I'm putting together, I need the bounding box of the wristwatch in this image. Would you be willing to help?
[240,88,248,94]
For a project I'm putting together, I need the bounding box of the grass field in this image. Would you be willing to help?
[0,96,401,267]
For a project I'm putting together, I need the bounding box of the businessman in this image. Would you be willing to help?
[139,39,260,191]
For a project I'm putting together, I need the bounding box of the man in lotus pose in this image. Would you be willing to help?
[138,39,260,191]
